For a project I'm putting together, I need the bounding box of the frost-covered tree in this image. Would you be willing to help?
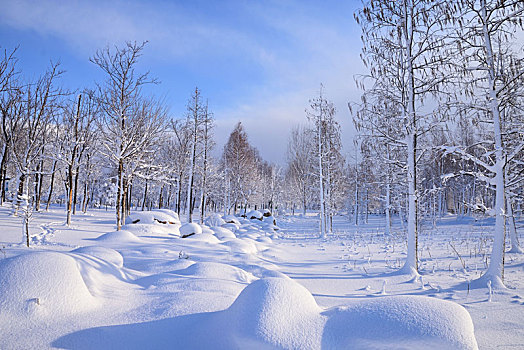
[0,47,19,205]
[184,87,206,223]
[8,63,62,246]
[59,91,98,225]
[355,0,454,275]
[286,125,315,215]
[222,122,260,214]
[445,0,524,286]
[91,41,165,230]
[306,85,340,238]
[198,102,214,223]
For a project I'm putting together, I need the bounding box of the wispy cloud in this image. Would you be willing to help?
[1,0,365,163]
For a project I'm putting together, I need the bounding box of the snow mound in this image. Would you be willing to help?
[0,252,96,317]
[125,209,180,225]
[221,222,239,232]
[205,213,226,227]
[222,215,240,225]
[180,223,203,237]
[200,225,215,235]
[172,262,256,283]
[221,277,324,349]
[263,215,277,225]
[323,295,478,350]
[123,223,181,237]
[186,233,221,244]
[246,210,263,220]
[95,230,143,243]
[256,236,273,244]
[212,278,477,350]
[262,208,272,217]
[212,226,236,240]
[72,246,124,268]
[221,238,258,254]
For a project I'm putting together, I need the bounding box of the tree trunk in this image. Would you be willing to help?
[116,160,123,230]
[46,160,57,211]
[186,136,196,223]
[385,181,391,236]
[477,0,507,288]
[142,181,148,211]
[72,165,80,215]
[318,120,326,239]
[0,143,8,205]
[507,196,522,253]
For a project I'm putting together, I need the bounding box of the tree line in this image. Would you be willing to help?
[1,0,523,288]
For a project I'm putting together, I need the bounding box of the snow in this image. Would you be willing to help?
[211,226,236,239]
[72,246,124,268]
[246,209,263,220]
[94,229,143,243]
[179,222,203,236]
[0,251,97,317]
[222,214,241,225]
[204,213,226,227]
[125,209,180,225]
[0,206,522,349]
[323,296,477,349]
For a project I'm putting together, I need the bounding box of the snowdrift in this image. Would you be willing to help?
[322,296,478,349]
[94,229,143,243]
[172,262,256,283]
[219,277,324,349]
[220,278,478,350]
[72,246,124,268]
[0,252,97,317]
[205,213,226,227]
[125,209,180,225]
[53,277,478,350]
[180,222,203,237]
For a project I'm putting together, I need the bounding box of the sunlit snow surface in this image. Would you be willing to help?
[0,206,523,349]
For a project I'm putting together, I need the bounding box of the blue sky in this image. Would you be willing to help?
[0,0,364,163]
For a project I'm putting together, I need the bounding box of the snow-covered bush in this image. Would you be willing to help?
[125,209,180,225]
[205,213,226,227]
[180,223,203,238]
[222,215,241,225]
[246,210,263,220]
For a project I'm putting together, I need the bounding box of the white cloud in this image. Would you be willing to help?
[2,0,365,164]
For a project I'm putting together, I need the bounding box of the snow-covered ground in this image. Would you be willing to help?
[0,205,523,349]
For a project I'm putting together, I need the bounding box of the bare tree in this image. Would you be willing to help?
[286,125,314,215]
[8,63,62,246]
[184,87,206,223]
[91,41,163,230]
[0,47,19,205]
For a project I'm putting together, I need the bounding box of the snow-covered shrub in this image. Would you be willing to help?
[263,215,277,225]
[222,215,241,225]
[205,213,226,227]
[246,210,263,220]
[180,223,203,238]
[125,209,180,225]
